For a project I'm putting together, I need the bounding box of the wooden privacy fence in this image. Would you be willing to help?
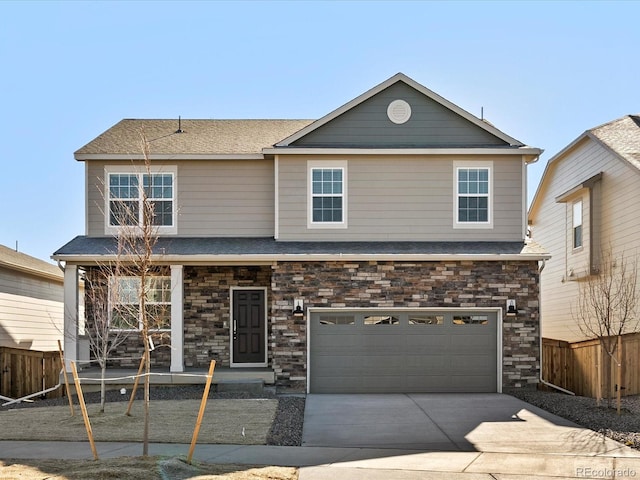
[543,333,640,398]
[0,347,63,399]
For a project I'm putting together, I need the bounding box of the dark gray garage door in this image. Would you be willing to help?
[309,310,498,393]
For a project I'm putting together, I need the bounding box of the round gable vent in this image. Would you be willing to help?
[387,99,411,124]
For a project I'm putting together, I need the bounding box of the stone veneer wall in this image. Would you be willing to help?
[83,267,171,369]
[183,265,272,368]
[270,260,540,391]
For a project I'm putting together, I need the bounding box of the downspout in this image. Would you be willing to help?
[537,258,575,395]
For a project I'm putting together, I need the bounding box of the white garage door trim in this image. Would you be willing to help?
[306,307,503,394]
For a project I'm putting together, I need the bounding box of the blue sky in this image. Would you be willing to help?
[1,0,639,263]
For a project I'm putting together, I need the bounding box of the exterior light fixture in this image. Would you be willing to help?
[293,298,304,317]
[506,299,517,317]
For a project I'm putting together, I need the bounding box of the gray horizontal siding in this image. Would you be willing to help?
[0,268,63,302]
[292,82,508,148]
[278,155,524,242]
[0,268,64,351]
[87,160,275,237]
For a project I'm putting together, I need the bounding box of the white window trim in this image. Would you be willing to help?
[307,160,348,229]
[572,199,583,250]
[104,165,178,235]
[109,275,172,332]
[453,161,494,229]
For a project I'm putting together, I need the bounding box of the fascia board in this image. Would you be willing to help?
[52,252,550,264]
[263,147,543,156]
[74,153,264,161]
[275,72,525,147]
[0,262,63,283]
[529,133,590,221]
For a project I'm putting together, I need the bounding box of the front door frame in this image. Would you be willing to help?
[230,286,268,368]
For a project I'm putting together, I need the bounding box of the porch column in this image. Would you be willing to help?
[170,265,184,372]
[63,264,79,371]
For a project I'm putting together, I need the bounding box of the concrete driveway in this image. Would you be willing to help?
[300,393,640,478]
[302,393,634,455]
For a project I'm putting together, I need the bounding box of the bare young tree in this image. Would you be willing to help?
[574,247,639,407]
[83,262,136,413]
[83,129,171,454]
[109,131,170,455]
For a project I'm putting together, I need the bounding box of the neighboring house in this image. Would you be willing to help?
[0,244,64,351]
[529,115,640,342]
[53,73,547,393]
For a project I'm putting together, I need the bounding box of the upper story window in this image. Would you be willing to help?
[573,200,583,249]
[110,276,171,331]
[308,160,347,228]
[105,166,177,235]
[454,162,493,228]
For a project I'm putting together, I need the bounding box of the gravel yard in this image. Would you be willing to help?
[508,388,640,450]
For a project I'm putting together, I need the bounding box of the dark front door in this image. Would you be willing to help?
[232,289,266,364]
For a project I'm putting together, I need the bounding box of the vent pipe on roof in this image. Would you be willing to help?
[175,116,183,134]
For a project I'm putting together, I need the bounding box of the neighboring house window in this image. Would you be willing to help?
[110,276,171,331]
[308,161,347,228]
[454,162,492,227]
[105,166,177,234]
[573,200,583,249]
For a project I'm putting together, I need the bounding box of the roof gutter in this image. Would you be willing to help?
[262,147,544,156]
[52,252,551,264]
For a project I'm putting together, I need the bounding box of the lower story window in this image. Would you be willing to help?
[110,276,171,331]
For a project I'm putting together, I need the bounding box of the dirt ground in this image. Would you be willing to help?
[0,398,277,444]
[0,457,298,480]
[0,398,296,479]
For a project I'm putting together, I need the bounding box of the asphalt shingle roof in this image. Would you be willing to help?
[74,119,314,156]
[589,115,640,170]
[0,244,62,280]
[53,236,545,259]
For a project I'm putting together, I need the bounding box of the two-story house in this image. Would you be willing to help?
[54,73,547,393]
[529,115,640,342]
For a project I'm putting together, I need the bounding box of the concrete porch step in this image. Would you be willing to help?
[216,378,264,395]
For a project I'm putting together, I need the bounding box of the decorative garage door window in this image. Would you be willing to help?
[364,315,400,325]
[319,314,355,325]
[453,314,489,325]
[409,314,444,325]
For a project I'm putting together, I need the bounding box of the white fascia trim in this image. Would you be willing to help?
[52,252,551,264]
[76,153,264,161]
[263,147,543,156]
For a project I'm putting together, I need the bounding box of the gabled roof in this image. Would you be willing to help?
[274,73,526,148]
[530,114,640,219]
[0,244,63,282]
[74,119,313,160]
[589,115,640,169]
[75,73,541,161]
